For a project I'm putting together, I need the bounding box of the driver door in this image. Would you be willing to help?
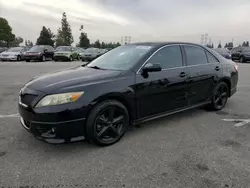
[134,45,189,119]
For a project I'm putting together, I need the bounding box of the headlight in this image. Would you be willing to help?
[35,92,84,108]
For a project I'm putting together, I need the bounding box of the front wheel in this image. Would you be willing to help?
[41,55,46,62]
[85,100,129,146]
[69,56,73,62]
[17,55,21,61]
[209,82,229,111]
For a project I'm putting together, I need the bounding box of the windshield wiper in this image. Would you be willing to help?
[88,66,106,70]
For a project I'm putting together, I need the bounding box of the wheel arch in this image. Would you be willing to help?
[86,92,136,125]
[219,77,231,97]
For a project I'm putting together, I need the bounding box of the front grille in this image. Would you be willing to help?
[20,94,37,106]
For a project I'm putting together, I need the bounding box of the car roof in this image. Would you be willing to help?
[131,42,204,48]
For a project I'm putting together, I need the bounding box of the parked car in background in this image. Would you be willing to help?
[24,45,54,62]
[231,47,243,62]
[18,42,238,146]
[77,48,85,59]
[0,47,8,53]
[54,46,80,61]
[214,48,232,59]
[81,48,101,62]
[99,49,108,56]
[0,47,29,61]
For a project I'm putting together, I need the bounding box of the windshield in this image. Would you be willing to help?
[87,45,152,71]
[78,49,85,53]
[29,46,44,52]
[56,46,71,52]
[243,47,250,52]
[85,48,98,53]
[7,47,22,52]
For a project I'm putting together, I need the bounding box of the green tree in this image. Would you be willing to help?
[242,41,246,46]
[78,32,90,48]
[36,26,54,46]
[246,41,249,47]
[25,40,33,47]
[94,40,101,48]
[55,12,73,46]
[9,36,24,47]
[218,42,222,48]
[0,17,15,47]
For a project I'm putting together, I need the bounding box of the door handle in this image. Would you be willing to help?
[215,66,220,71]
[179,72,186,78]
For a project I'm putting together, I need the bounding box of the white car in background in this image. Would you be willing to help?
[0,47,29,61]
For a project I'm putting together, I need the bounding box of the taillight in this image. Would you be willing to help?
[234,63,238,72]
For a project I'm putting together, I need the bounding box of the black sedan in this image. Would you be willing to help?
[24,45,54,62]
[18,42,238,146]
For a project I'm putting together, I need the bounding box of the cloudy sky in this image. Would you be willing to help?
[1,0,250,46]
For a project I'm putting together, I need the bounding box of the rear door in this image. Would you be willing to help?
[182,45,222,106]
[135,45,189,119]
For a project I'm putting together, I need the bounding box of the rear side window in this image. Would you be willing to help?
[147,45,183,69]
[206,51,219,63]
[184,45,208,66]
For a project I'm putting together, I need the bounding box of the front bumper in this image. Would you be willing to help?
[0,56,18,61]
[25,55,41,60]
[54,55,70,61]
[18,87,88,143]
[20,115,86,144]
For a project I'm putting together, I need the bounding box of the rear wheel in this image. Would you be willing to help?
[240,56,245,63]
[25,59,30,62]
[85,100,129,146]
[209,82,229,111]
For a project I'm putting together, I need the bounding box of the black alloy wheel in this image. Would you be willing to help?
[86,100,129,146]
[210,82,229,110]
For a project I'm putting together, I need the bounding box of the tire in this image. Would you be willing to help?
[77,55,81,60]
[17,55,21,61]
[208,82,229,111]
[41,55,46,62]
[69,56,73,62]
[25,59,30,62]
[240,56,245,63]
[85,100,129,146]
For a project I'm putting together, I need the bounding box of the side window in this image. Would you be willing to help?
[184,45,208,66]
[147,45,183,69]
[206,51,219,63]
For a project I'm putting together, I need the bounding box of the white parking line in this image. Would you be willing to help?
[0,114,19,119]
[222,119,250,127]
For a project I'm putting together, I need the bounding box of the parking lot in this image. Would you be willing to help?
[0,61,250,187]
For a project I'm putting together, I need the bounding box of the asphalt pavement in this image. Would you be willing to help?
[0,61,250,188]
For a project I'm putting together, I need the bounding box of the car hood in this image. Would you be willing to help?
[1,52,20,55]
[25,66,121,93]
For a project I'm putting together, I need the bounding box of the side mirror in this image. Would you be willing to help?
[141,63,162,78]
[142,63,162,73]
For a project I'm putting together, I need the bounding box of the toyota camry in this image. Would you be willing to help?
[18,42,238,146]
